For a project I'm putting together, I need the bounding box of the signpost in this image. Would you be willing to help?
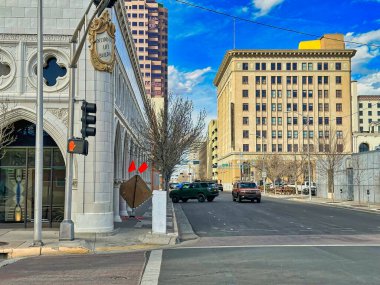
[262,171,267,195]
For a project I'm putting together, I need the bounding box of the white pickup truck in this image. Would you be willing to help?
[299,182,317,195]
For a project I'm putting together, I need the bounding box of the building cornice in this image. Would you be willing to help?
[214,49,357,87]
[358,95,380,101]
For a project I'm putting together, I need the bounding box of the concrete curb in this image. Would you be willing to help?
[173,203,199,242]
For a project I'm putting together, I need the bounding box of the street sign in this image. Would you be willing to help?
[262,171,267,178]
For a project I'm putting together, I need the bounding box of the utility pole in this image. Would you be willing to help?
[33,0,44,246]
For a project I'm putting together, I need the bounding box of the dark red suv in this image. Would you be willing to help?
[232,182,261,203]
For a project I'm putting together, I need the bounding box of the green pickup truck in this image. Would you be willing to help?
[169,182,219,203]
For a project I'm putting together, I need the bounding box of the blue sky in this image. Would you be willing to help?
[164,0,380,123]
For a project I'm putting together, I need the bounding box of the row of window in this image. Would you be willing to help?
[243,75,343,85]
[359,102,380,109]
[244,89,342,99]
[243,143,344,153]
[242,62,342,71]
[250,130,339,139]
[245,103,342,113]
[359,118,380,124]
[243,116,343,125]
[358,110,380,116]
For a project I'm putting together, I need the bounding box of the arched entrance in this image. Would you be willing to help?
[0,120,65,226]
[359,143,369,152]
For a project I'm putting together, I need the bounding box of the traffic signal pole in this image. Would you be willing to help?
[59,0,111,241]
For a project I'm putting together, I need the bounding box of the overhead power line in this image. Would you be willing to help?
[175,0,380,49]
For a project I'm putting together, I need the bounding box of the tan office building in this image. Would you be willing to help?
[125,0,168,99]
[214,34,356,189]
[206,120,218,181]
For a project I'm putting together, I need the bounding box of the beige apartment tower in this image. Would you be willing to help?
[214,34,356,188]
[207,120,218,181]
[125,0,168,99]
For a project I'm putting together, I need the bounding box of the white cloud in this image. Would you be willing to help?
[357,72,380,95]
[345,30,380,73]
[252,0,284,18]
[168,65,212,95]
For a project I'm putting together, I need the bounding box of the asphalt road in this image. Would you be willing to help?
[156,192,380,284]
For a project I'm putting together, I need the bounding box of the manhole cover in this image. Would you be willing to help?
[0,242,8,246]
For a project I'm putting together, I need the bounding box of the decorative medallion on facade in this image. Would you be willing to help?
[0,47,16,91]
[88,10,116,73]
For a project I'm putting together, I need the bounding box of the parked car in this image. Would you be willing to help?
[300,182,317,196]
[169,182,219,203]
[232,182,261,203]
[217,184,223,191]
[169,183,179,190]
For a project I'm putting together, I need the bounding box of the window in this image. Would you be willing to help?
[324,90,329,98]
[256,104,260,111]
[242,76,248,84]
[359,111,363,116]
[292,76,298,84]
[309,104,313,111]
[287,90,291,98]
[292,63,297,70]
[278,90,282,98]
[261,63,266,70]
[324,117,329,125]
[302,63,307,70]
[243,130,249,138]
[262,76,267,84]
[262,130,267,138]
[336,131,343,139]
[271,90,276,98]
[277,76,282,84]
[303,103,307,111]
[294,131,298,139]
[318,90,322,98]
[256,130,261,138]
[262,117,267,125]
[262,104,267,111]
[271,76,276,84]
[318,76,322,84]
[302,90,307,98]
[278,104,282,111]
[278,144,283,152]
[287,104,292,112]
[309,131,314,138]
[293,103,298,111]
[317,63,322,70]
[287,144,293,152]
[272,144,277,152]
[378,103,380,108]
[262,90,267,98]
[303,131,307,138]
[324,76,329,84]
[278,131,283,138]
[336,76,342,84]
[271,63,276,70]
[294,144,299,152]
[336,117,342,125]
[293,117,298,125]
[243,90,249,98]
[272,131,276,138]
[368,103,372,108]
[243,144,249,152]
[308,63,313,70]
[287,131,292,138]
[256,76,260,84]
[336,103,342,112]
[336,90,342,98]
[323,62,328,70]
[302,76,307,85]
[256,144,261,152]
[286,63,291,70]
[277,63,282,70]
[318,117,323,125]
[278,117,282,125]
[242,63,249,70]
[308,76,313,84]
[286,76,291,84]
[319,131,323,138]
[318,103,323,112]
[335,62,341,70]
[255,117,260,125]
[337,144,343,152]
[359,143,369,152]
[359,103,363,108]
[243,103,249,111]
[271,103,276,111]
[324,103,329,112]
[308,90,313,98]
[293,90,298,98]
[255,63,260,70]
[271,117,276,125]
[243,117,249,125]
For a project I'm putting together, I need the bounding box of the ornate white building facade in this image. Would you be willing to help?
[0,1,155,233]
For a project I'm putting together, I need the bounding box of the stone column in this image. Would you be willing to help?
[119,191,129,217]
[113,180,122,222]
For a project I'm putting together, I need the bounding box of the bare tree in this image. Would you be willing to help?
[0,101,16,159]
[315,127,348,200]
[253,153,287,184]
[352,155,366,204]
[138,94,206,191]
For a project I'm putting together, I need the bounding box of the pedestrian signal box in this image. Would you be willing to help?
[67,138,89,156]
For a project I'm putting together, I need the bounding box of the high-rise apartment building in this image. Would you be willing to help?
[214,34,356,188]
[207,120,218,180]
[125,0,168,99]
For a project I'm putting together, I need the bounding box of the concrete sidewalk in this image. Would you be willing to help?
[265,193,380,213]
[0,198,178,260]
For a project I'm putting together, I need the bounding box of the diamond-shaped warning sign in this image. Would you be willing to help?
[120,175,152,208]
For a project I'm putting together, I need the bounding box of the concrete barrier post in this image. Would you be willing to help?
[152,190,167,234]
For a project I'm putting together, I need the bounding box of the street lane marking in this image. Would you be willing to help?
[141,250,162,285]
[171,244,380,250]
